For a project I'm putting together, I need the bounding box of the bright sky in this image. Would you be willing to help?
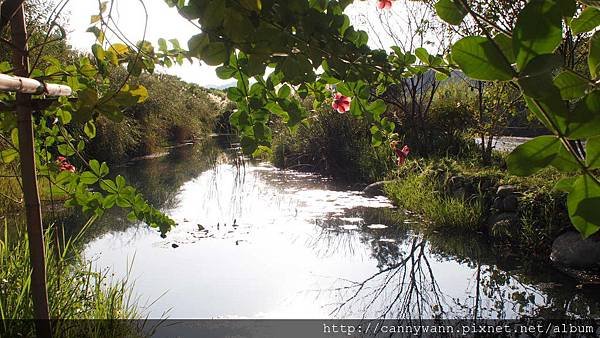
[65,1,426,88]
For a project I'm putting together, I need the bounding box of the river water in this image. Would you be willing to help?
[79,142,600,320]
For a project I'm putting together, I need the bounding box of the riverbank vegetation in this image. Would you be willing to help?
[0,224,140,336]
[87,70,227,164]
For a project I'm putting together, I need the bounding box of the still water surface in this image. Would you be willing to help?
[80,142,600,319]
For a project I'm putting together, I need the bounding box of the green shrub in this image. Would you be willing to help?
[272,106,394,182]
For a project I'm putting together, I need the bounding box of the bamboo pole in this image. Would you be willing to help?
[0,73,72,96]
[10,5,52,338]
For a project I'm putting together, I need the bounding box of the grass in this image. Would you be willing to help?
[0,221,143,337]
[384,156,572,253]
[385,173,484,231]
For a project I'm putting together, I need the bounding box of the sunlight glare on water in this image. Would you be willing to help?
[82,149,599,320]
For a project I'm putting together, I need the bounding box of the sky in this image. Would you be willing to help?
[64,0,421,88]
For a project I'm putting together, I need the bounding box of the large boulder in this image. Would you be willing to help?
[363,181,391,197]
[551,232,600,269]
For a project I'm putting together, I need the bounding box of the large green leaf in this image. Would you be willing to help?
[570,7,600,34]
[553,70,591,100]
[517,54,561,99]
[586,136,600,169]
[506,135,562,176]
[565,90,600,139]
[513,0,564,70]
[524,96,568,135]
[567,174,600,238]
[435,0,467,25]
[451,36,515,81]
[493,33,515,64]
[589,31,600,79]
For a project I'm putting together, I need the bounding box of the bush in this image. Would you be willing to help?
[272,106,394,183]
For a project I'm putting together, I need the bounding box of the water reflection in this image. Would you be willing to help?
[76,142,600,319]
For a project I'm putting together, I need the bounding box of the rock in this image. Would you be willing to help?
[363,181,391,197]
[502,195,518,212]
[493,197,504,210]
[171,243,179,248]
[497,185,517,198]
[551,232,600,269]
[197,224,205,231]
[451,187,466,199]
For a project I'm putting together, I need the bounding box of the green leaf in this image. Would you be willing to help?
[80,171,99,185]
[493,33,515,64]
[415,48,429,64]
[100,162,109,176]
[0,149,18,164]
[589,31,600,79]
[586,136,600,169]
[554,176,577,193]
[434,0,467,25]
[116,175,126,190]
[203,42,228,66]
[102,194,117,209]
[513,0,564,70]
[158,38,168,52]
[567,174,600,237]
[99,179,117,193]
[565,90,600,139]
[277,84,291,99]
[89,160,101,176]
[553,70,591,100]
[507,135,562,176]
[91,44,105,62]
[84,121,96,139]
[524,96,568,135]
[517,54,561,99]
[570,7,600,35]
[201,0,225,29]
[227,87,244,101]
[57,144,75,156]
[216,65,237,79]
[367,99,387,120]
[451,36,515,81]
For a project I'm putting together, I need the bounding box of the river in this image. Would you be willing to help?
[75,140,600,320]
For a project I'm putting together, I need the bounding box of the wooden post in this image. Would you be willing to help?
[10,4,52,338]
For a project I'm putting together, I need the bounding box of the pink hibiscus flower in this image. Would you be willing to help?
[56,156,76,173]
[377,0,393,9]
[332,93,351,114]
[393,144,410,166]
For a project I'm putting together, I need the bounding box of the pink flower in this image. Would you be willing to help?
[393,144,410,166]
[377,0,393,9]
[332,93,351,113]
[56,156,76,173]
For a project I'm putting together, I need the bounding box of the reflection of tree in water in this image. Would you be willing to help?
[54,140,229,243]
[326,237,447,319]
[316,212,600,319]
